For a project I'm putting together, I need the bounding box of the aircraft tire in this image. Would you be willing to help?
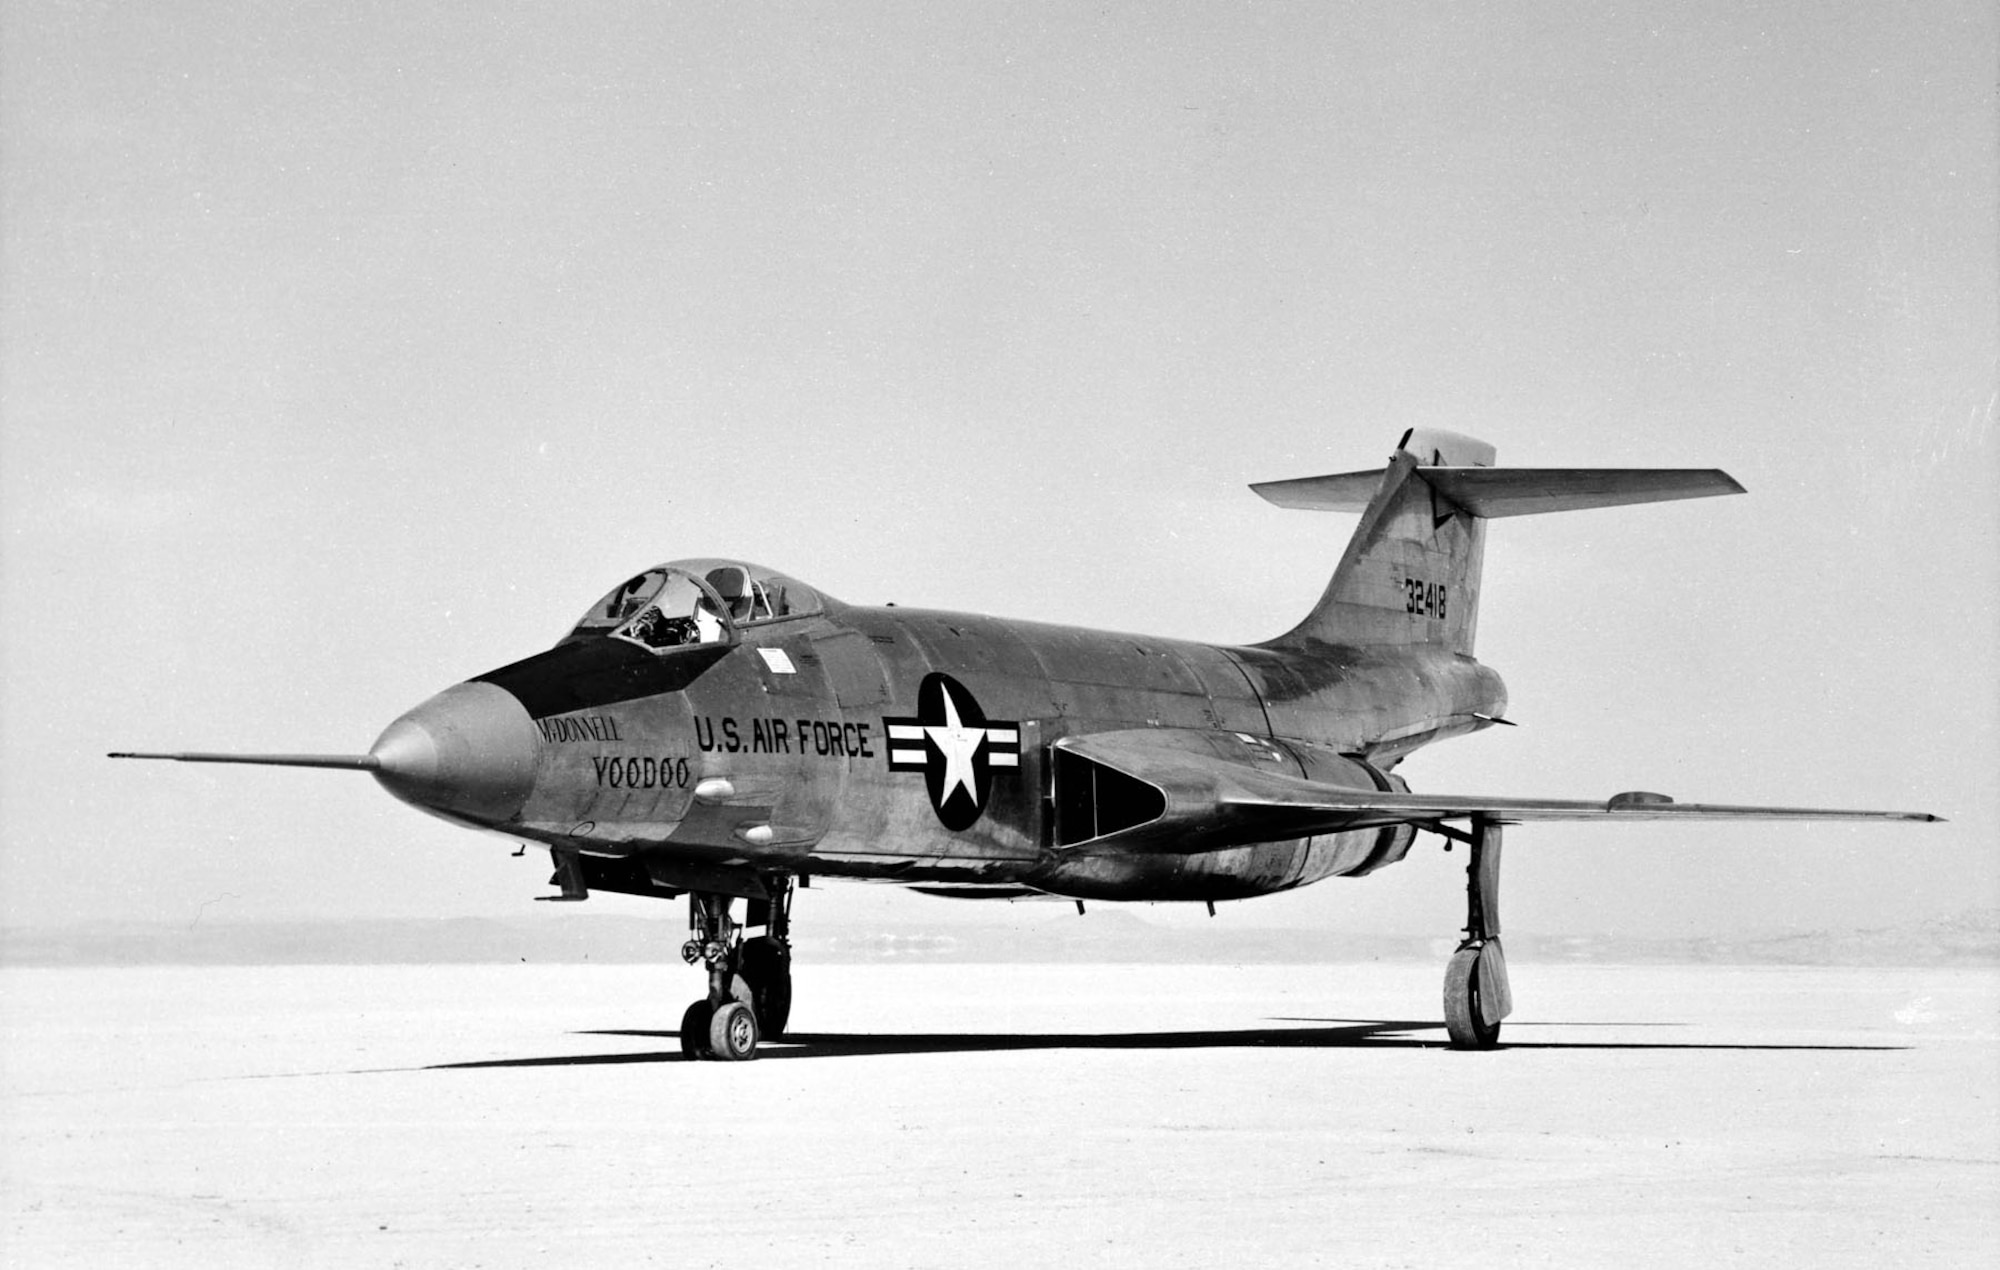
[740,937,793,1039]
[1443,946,1501,1050]
[708,1001,759,1061]
[679,999,715,1060]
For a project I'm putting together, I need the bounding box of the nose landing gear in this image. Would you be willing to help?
[1442,816,1511,1049]
[677,877,795,1061]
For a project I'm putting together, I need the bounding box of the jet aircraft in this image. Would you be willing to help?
[113,429,1939,1058]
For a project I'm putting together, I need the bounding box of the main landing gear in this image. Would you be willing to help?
[678,878,794,1061]
[1442,816,1512,1049]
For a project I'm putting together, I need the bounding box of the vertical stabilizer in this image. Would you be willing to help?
[1255,429,1495,655]
[1252,430,1746,656]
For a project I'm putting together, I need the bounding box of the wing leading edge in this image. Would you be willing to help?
[1225,787,1944,825]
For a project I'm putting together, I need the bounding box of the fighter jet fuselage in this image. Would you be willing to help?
[115,428,1937,1057]
[388,595,1503,906]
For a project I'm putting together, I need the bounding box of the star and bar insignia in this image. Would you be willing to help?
[883,672,1020,831]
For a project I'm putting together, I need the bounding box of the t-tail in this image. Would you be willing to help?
[1252,428,1745,655]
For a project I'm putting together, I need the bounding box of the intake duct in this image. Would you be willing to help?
[1053,746,1167,846]
[1049,728,1421,870]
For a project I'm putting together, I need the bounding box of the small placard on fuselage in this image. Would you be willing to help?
[757,647,797,674]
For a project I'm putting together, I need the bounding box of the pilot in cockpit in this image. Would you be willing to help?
[627,607,697,648]
[602,564,808,653]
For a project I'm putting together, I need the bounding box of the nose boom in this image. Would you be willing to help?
[370,682,540,824]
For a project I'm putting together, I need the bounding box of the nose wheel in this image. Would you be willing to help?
[707,1001,759,1060]
[677,879,794,1060]
[1442,817,1511,1049]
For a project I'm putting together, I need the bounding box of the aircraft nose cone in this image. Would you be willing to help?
[370,682,539,824]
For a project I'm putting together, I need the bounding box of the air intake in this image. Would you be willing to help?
[1053,748,1167,846]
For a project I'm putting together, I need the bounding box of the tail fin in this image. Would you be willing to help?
[1253,429,1744,655]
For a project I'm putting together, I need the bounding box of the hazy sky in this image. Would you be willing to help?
[4,1,1994,939]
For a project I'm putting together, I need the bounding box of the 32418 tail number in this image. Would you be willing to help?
[1404,577,1447,619]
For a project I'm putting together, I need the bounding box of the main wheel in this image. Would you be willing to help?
[1443,946,1502,1049]
[679,999,714,1060]
[708,1000,759,1061]
[739,936,793,1038]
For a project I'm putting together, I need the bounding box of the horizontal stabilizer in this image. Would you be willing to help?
[1252,466,1745,516]
[1421,467,1745,517]
[1250,468,1382,511]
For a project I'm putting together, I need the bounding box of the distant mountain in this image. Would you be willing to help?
[3,908,1994,967]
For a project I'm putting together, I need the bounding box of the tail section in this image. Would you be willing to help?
[1254,429,1743,655]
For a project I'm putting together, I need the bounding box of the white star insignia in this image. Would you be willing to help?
[883,673,1022,829]
[923,683,986,806]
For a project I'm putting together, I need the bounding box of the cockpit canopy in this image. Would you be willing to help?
[566,560,822,653]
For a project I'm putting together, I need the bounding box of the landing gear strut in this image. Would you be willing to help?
[677,877,794,1061]
[1442,816,1512,1049]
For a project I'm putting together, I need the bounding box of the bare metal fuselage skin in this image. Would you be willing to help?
[403,594,1506,905]
[116,433,1939,1054]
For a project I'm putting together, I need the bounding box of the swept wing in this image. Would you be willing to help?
[1055,729,1940,855]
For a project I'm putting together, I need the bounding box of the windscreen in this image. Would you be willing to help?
[571,570,674,635]
[610,572,730,652]
[566,568,731,650]
[566,560,822,646]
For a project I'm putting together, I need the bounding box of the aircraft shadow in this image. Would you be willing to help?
[423,1020,1906,1069]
